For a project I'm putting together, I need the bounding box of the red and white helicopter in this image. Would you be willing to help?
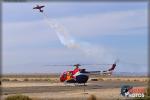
[47,61,118,85]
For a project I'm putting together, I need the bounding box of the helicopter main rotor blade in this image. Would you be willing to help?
[45,63,112,67]
[45,64,74,66]
[81,64,112,66]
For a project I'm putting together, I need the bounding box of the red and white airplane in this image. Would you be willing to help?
[33,5,45,12]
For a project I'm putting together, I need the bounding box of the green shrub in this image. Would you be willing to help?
[5,94,32,100]
[117,78,120,81]
[2,78,10,81]
[12,79,18,81]
[98,78,104,81]
[88,94,96,100]
[91,78,98,81]
[146,87,150,96]
[24,78,29,81]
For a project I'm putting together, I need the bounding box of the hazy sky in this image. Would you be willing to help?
[2,2,148,73]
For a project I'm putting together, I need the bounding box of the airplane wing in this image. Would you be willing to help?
[33,5,45,9]
[40,6,45,8]
[33,7,38,9]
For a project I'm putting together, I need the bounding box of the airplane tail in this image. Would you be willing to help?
[40,9,43,12]
[108,59,119,71]
[108,63,116,71]
[102,59,119,75]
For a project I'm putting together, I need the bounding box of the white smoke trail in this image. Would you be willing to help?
[42,12,114,63]
[42,13,80,49]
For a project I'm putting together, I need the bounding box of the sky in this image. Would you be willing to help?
[2,2,148,74]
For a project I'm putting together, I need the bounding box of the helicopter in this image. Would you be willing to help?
[47,61,117,85]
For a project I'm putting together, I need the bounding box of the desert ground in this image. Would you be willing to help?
[1,74,148,100]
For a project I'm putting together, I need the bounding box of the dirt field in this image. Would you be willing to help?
[1,75,148,100]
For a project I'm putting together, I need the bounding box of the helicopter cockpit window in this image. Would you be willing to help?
[63,73,67,78]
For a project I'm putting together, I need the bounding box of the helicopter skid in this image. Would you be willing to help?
[64,82,87,86]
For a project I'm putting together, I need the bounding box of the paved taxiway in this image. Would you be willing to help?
[2,81,147,95]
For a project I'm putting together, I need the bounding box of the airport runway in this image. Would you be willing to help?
[2,81,147,95]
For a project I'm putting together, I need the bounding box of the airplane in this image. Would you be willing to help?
[33,5,45,12]
[47,61,118,85]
